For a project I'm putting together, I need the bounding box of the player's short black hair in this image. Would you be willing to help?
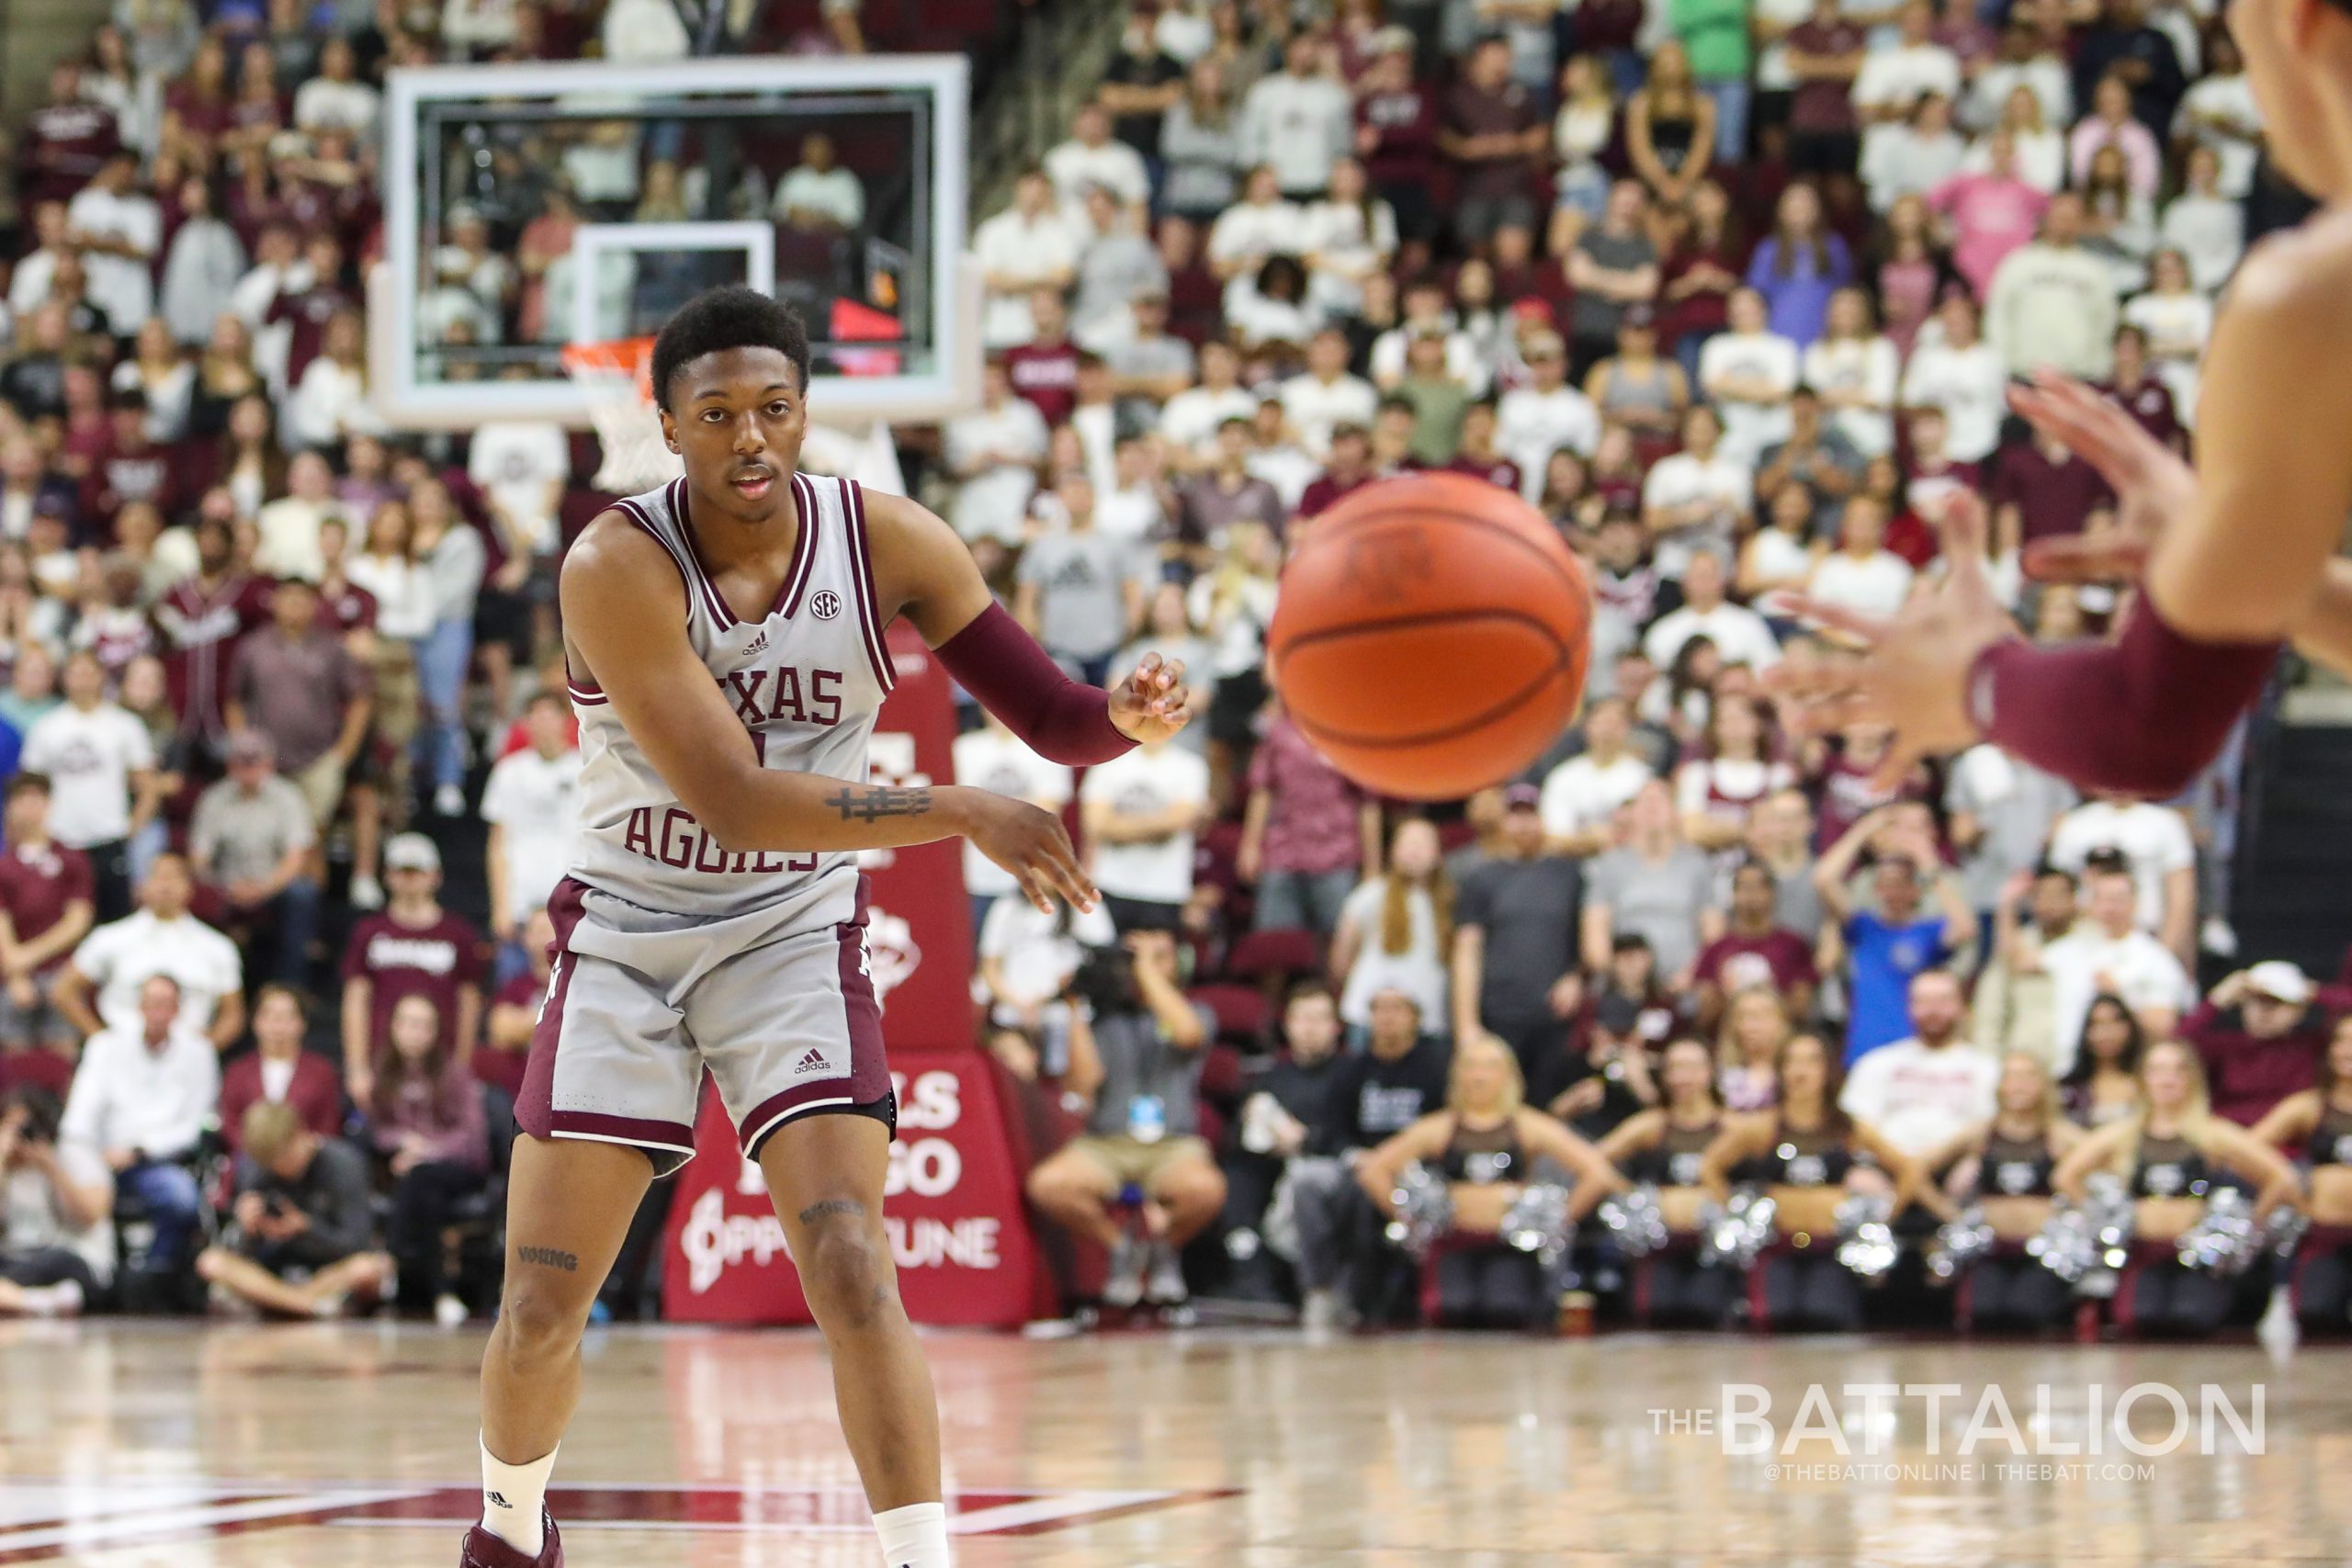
[650,286,812,414]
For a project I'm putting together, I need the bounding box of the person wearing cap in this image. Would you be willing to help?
[338,832,485,1114]
[188,729,322,989]
[1496,330,1602,502]
[1453,784,1585,1078]
[2185,961,2346,1128]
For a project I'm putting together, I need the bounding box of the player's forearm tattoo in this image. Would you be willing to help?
[797,1199,865,1225]
[516,1246,579,1272]
[824,786,931,824]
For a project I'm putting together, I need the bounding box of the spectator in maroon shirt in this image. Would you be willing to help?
[1693,859,1820,1032]
[1353,30,1438,253]
[371,992,489,1317]
[2101,324,2183,454]
[18,63,120,205]
[1296,423,1377,519]
[266,231,356,389]
[83,391,174,534]
[1238,701,1381,935]
[2186,962,2342,1127]
[338,832,485,1113]
[1157,217,1223,345]
[0,775,95,1058]
[1002,288,1080,425]
[481,906,553,1100]
[218,983,342,1156]
[1439,37,1546,250]
[1785,0,1868,176]
[1988,425,2109,552]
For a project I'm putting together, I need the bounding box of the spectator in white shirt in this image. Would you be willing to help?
[480,691,582,952]
[64,154,162,338]
[285,309,387,454]
[1538,696,1657,853]
[467,414,570,567]
[1045,104,1150,223]
[954,710,1078,942]
[1279,329,1379,460]
[1641,407,1754,580]
[1803,495,1915,620]
[1496,330,1602,500]
[600,0,690,61]
[1838,969,1998,1159]
[21,649,159,920]
[1801,287,1901,456]
[1238,33,1353,199]
[945,361,1051,546]
[2047,795,2197,959]
[1204,164,1303,284]
[973,171,1079,349]
[1862,92,1968,213]
[2038,867,2195,1069]
[1643,548,1783,671]
[58,973,217,1275]
[1158,339,1257,465]
[2156,146,2244,296]
[769,132,866,231]
[254,451,347,582]
[1897,291,2008,462]
[2171,31,2261,197]
[1852,1,1963,155]
[1698,287,1802,466]
[290,38,379,143]
[1081,735,1210,932]
[55,854,244,1048]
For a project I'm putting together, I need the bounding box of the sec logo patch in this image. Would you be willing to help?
[810,589,842,621]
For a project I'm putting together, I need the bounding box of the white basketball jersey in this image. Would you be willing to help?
[564,472,896,931]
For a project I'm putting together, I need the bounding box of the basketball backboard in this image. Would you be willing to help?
[370,53,975,432]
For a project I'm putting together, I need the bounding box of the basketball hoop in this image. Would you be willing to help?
[561,337,682,495]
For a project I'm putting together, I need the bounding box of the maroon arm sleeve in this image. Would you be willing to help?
[1966,594,2278,798]
[934,603,1136,767]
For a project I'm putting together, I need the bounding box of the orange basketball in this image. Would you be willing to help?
[1267,472,1591,801]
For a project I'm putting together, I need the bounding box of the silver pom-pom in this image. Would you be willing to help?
[1697,1188,1778,1269]
[2030,1173,2136,1282]
[1500,1182,1576,1269]
[1834,1191,1899,1280]
[1928,1204,1994,1281]
[2177,1188,2268,1277]
[1384,1162,1453,1259]
[1596,1185,1670,1258]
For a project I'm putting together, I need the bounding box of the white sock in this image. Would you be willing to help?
[481,1435,557,1555]
[874,1501,951,1567]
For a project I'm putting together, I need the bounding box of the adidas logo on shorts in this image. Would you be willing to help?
[792,1047,830,1077]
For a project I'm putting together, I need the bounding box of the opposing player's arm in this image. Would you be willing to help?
[560,514,1094,912]
[863,490,1193,760]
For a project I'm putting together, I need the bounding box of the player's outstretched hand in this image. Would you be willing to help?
[2008,369,2194,585]
[959,789,1099,914]
[1765,490,2016,787]
[1109,653,1196,744]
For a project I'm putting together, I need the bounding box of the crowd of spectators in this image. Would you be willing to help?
[0,0,2345,1336]
[956,0,2350,1328]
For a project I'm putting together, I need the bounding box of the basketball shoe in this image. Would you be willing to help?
[459,1510,561,1567]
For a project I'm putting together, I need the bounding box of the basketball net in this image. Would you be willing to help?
[560,337,683,495]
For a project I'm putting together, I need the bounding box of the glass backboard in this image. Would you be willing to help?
[372,54,971,429]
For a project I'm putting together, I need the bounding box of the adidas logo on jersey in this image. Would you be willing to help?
[792,1048,831,1077]
[742,629,770,656]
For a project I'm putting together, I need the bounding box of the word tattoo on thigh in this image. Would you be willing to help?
[797,1198,866,1226]
[824,786,931,824]
[516,1245,580,1272]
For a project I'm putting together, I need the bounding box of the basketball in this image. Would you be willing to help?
[1267,472,1592,801]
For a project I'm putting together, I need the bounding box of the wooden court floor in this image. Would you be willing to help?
[3,1323,2349,1565]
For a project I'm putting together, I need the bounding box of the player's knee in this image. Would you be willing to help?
[799,1213,897,1332]
[499,1275,593,1365]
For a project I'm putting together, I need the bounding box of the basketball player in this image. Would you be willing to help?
[1770,0,2352,795]
[459,288,1190,1568]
